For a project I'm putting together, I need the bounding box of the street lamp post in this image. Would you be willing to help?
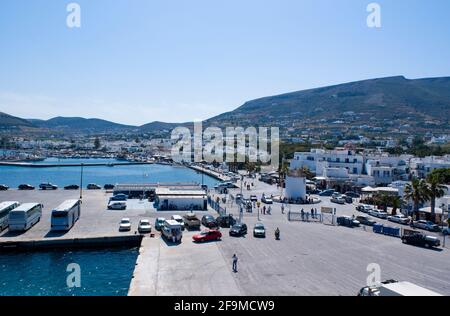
[79,163,84,200]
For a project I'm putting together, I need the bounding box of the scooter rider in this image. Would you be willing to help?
[275,227,280,240]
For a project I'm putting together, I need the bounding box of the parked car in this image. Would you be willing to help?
[216,214,236,228]
[229,223,248,237]
[64,184,79,190]
[388,214,410,225]
[108,202,127,210]
[171,215,185,230]
[337,216,360,228]
[202,215,218,228]
[356,215,377,226]
[138,219,152,233]
[331,196,346,205]
[104,184,115,190]
[369,209,388,219]
[0,184,9,191]
[154,217,166,231]
[235,194,244,203]
[402,233,440,249]
[412,220,441,232]
[342,195,353,204]
[18,184,35,190]
[356,204,373,213]
[119,218,131,231]
[192,229,222,243]
[319,189,335,197]
[39,182,58,190]
[87,183,101,190]
[183,212,201,230]
[253,223,266,238]
[345,191,360,198]
[250,195,258,202]
[442,227,450,235]
[261,196,273,204]
[108,201,127,211]
[110,194,128,201]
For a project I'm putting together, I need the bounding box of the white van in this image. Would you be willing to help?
[161,220,183,243]
[0,201,20,231]
[8,203,43,232]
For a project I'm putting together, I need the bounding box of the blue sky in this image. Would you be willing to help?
[1,0,450,125]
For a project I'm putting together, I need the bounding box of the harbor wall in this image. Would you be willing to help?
[0,235,143,251]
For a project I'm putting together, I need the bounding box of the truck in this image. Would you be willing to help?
[358,280,442,296]
[161,220,183,243]
[183,212,201,230]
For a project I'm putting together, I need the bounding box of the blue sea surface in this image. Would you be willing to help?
[0,247,139,296]
[0,158,219,188]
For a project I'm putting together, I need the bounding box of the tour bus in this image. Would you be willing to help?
[0,201,20,231]
[8,203,43,232]
[51,199,81,232]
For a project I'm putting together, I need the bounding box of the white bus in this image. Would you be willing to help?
[8,203,43,232]
[51,199,81,232]
[0,201,20,231]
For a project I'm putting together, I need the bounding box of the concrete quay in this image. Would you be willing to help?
[2,179,450,296]
[187,165,231,182]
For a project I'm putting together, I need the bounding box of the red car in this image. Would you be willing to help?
[193,230,222,243]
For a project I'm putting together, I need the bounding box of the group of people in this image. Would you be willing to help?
[300,208,319,221]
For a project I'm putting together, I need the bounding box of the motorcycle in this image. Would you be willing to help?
[275,229,280,240]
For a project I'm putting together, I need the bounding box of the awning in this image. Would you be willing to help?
[419,207,444,215]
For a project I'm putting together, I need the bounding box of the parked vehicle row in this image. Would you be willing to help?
[10,183,110,191]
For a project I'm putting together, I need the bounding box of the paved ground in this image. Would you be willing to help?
[2,179,450,296]
[0,189,216,241]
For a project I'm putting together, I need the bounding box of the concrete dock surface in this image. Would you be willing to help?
[1,178,450,296]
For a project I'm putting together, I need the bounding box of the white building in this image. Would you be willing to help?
[290,149,364,176]
[410,156,450,179]
[154,188,207,211]
[365,155,410,185]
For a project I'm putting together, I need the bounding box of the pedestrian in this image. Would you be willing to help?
[263,206,266,215]
[268,206,272,215]
[311,208,314,219]
[301,209,304,221]
[232,254,238,272]
[281,204,285,214]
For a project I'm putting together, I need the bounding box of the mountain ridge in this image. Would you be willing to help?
[1,75,450,132]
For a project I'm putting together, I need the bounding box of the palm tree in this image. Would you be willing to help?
[426,173,446,223]
[390,196,403,216]
[404,178,430,220]
[375,193,391,212]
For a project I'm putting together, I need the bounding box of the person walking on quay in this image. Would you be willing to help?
[311,208,314,219]
[232,254,238,273]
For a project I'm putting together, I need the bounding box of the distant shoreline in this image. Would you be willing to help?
[0,161,154,168]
